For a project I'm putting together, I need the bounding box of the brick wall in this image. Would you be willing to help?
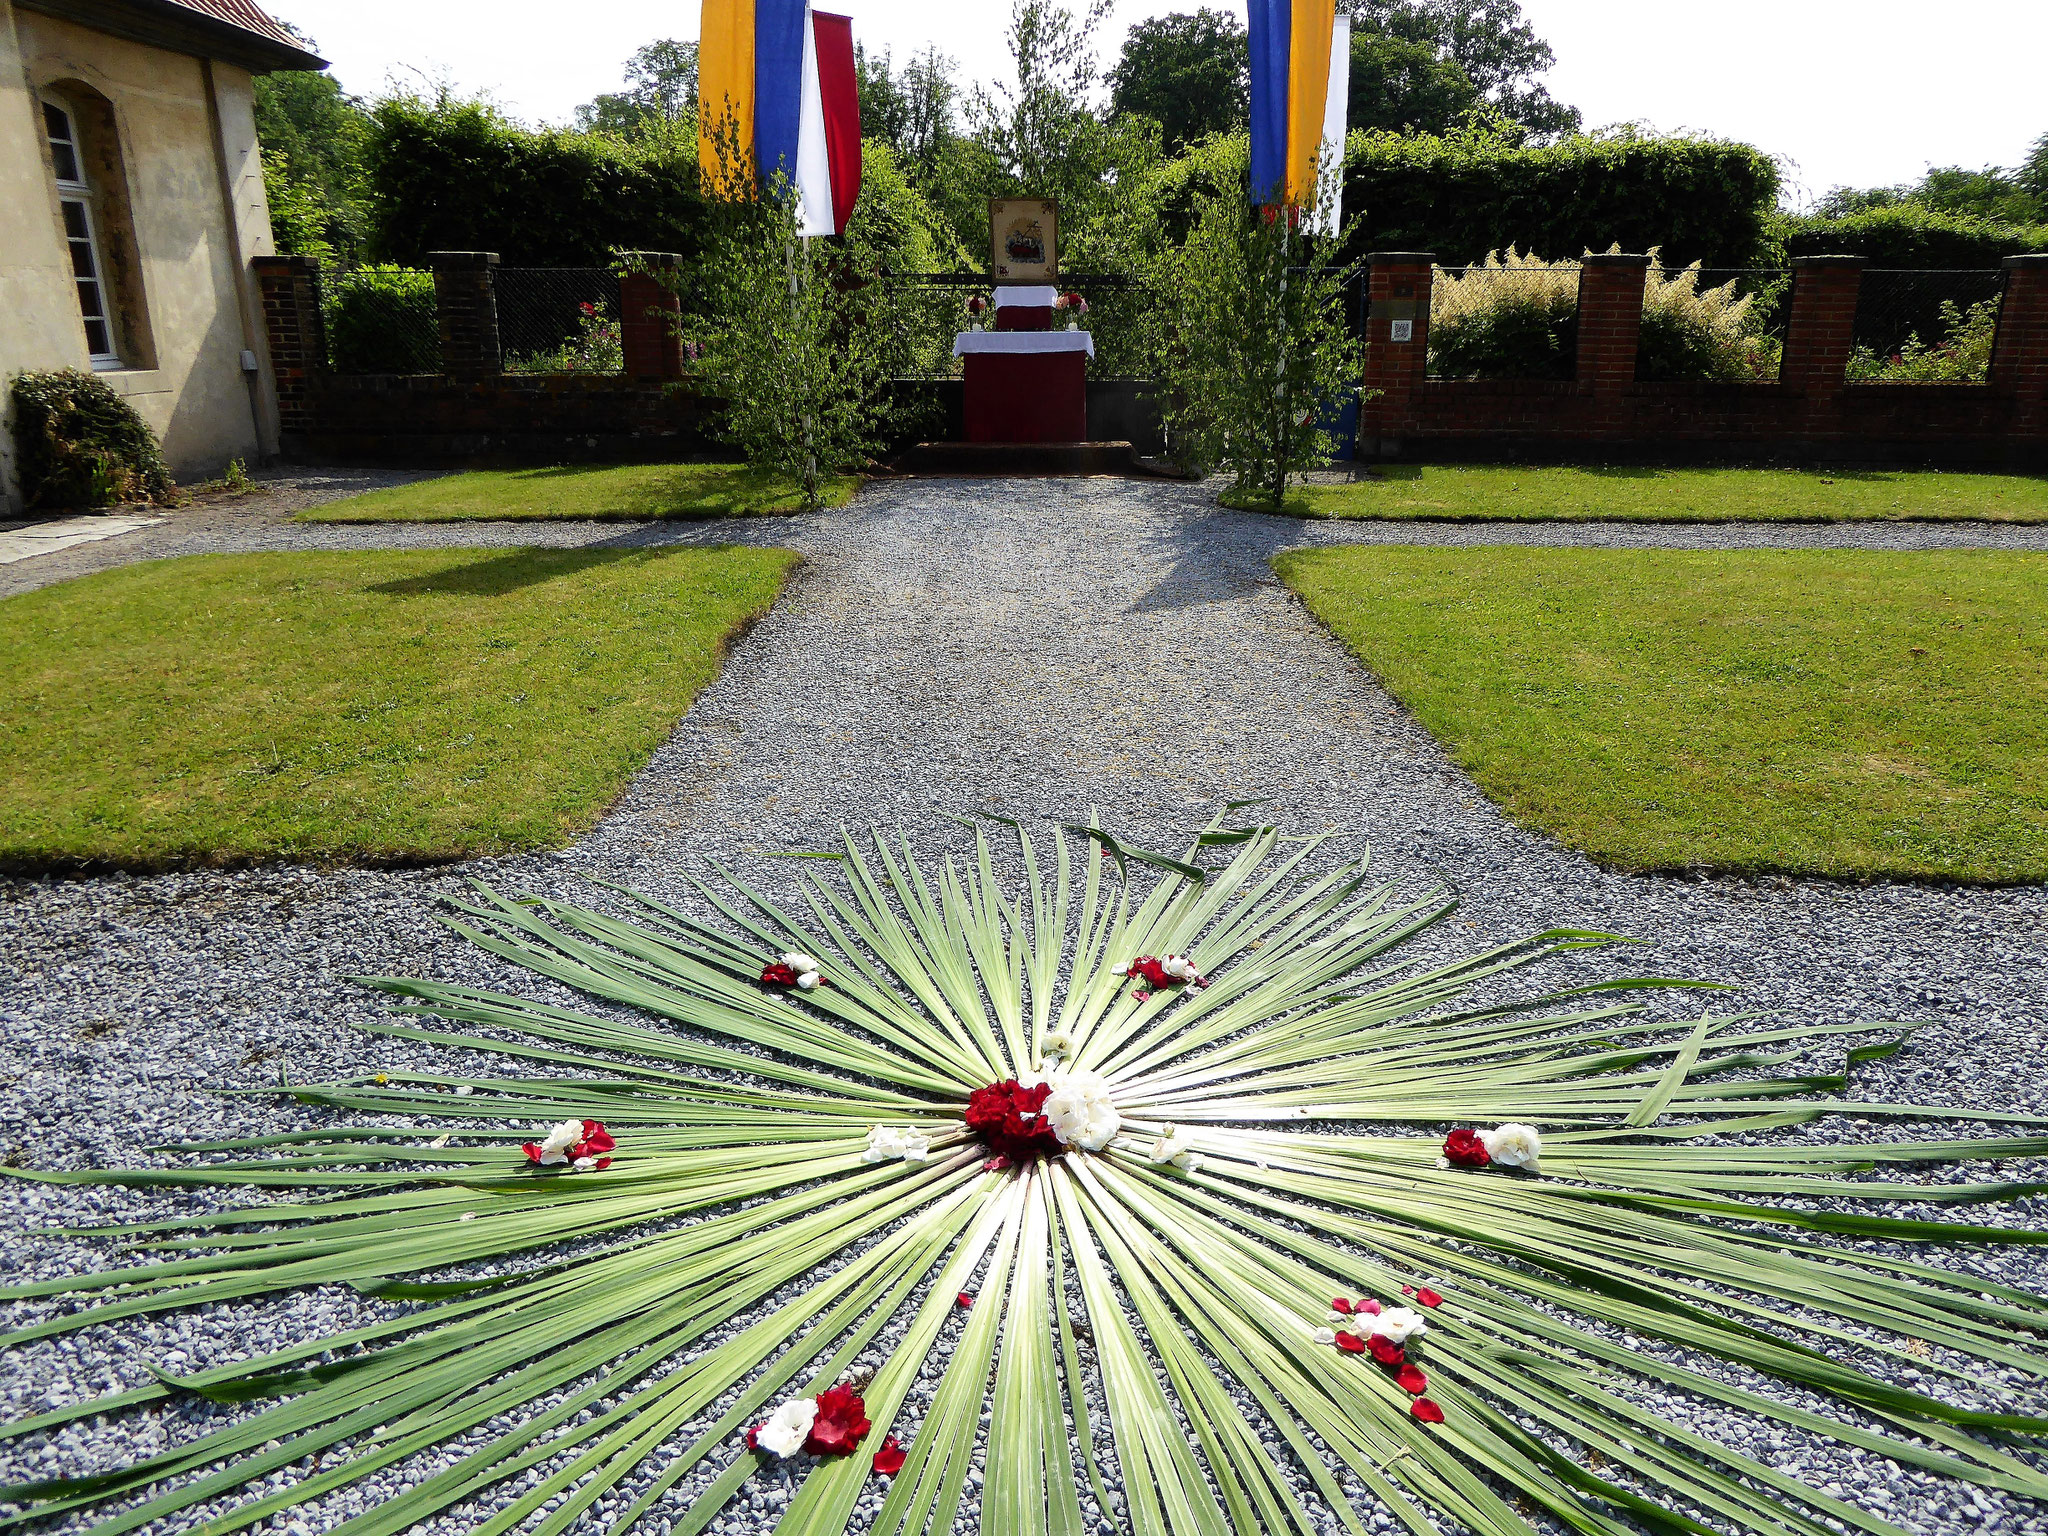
[1358,252,2048,469]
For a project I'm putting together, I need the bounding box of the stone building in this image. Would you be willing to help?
[0,0,320,511]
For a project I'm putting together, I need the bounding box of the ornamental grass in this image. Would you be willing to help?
[6,819,2048,1536]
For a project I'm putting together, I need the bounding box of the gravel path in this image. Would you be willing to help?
[3,473,2046,1535]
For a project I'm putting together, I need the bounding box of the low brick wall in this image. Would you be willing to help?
[299,373,714,466]
[1361,253,2048,470]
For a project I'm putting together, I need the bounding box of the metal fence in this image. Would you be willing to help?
[320,264,439,375]
[1642,266,1788,382]
[1850,269,2006,383]
[1428,265,1580,380]
[868,273,1166,380]
[497,267,625,375]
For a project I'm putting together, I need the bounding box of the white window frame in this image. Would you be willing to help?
[42,96,123,370]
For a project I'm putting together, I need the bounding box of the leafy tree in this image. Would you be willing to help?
[1817,138,2047,227]
[2023,130,2048,203]
[575,40,698,135]
[1343,0,1577,137]
[1347,31,1478,135]
[855,43,959,177]
[253,28,371,259]
[1107,9,1248,152]
[1153,144,1361,503]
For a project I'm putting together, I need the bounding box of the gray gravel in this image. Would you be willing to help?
[3,473,2046,1535]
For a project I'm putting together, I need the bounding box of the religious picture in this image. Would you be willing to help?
[990,198,1058,282]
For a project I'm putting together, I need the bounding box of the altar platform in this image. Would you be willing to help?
[955,284,1093,443]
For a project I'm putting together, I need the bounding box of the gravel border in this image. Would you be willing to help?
[3,474,2045,1535]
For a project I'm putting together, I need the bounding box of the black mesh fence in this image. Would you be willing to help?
[1642,266,1788,381]
[321,265,439,375]
[866,274,1166,380]
[1427,265,1580,379]
[1850,269,2006,383]
[497,268,625,375]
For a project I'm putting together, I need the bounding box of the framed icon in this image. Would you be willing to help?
[990,198,1058,282]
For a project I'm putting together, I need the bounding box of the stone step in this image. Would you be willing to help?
[888,441,1145,477]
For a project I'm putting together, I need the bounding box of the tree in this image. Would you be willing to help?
[2022,131,2048,204]
[253,26,371,259]
[575,39,698,135]
[1816,132,2048,228]
[1347,32,1478,135]
[1343,0,1578,137]
[1108,9,1248,152]
[855,44,959,177]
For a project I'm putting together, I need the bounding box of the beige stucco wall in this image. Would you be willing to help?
[0,0,280,513]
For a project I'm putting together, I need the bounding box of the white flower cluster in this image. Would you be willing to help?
[755,1397,816,1457]
[1036,1030,1074,1071]
[863,1125,932,1164]
[783,952,823,990]
[1150,1125,1202,1173]
[1312,1307,1428,1346]
[1482,1122,1542,1172]
[1041,1068,1120,1151]
[531,1119,587,1168]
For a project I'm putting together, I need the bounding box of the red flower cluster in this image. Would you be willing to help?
[871,1435,907,1476]
[1329,1292,1444,1422]
[521,1120,615,1170]
[805,1384,871,1455]
[761,961,801,986]
[1442,1128,1491,1169]
[1119,955,1211,1000]
[964,1079,1063,1164]
[578,301,597,317]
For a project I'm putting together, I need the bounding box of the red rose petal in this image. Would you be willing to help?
[521,1144,543,1163]
[1415,1288,1443,1308]
[1331,1298,1353,1315]
[956,1292,973,1308]
[1396,1364,1428,1396]
[1411,1397,1445,1423]
[1367,1335,1405,1367]
[745,1425,761,1451]
[1334,1332,1367,1353]
[1443,1129,1491,1169]
[1356,1297,1383,1316]
[1401,1285,1415,1296]
[761,962,800,987]
[805,1384,871,1456]
[872,1436,906,1476]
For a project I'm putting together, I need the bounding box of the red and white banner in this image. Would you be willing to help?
[795,8,861,236]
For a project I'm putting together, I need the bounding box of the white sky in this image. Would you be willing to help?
[270,0,2048,206]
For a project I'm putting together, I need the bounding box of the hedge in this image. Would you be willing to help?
[364,97,707,267]
[1340,127,1781,269]
[9,369,174,510]
[1774,204,2048,269]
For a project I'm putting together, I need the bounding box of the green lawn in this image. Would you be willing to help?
[0,546,797,872]
[299,463,861,522]
[1284,465,2048,523]
[1275,546,2048,882]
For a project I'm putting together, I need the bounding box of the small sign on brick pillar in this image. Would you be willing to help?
[618,252,686,380]
[1360,253,1434,455]
[431,251,502,378]
[1575,253,1652,392]
[251,253,323,446]
[1781,256,1864,396]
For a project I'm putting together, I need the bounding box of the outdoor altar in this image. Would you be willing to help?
[953,198,1092,443]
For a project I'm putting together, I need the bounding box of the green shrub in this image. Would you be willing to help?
[8,369,174,510]
[1343,125,1782,269]
[504,300,623,375]
[1847,296,2000,383]
[363,95,707,267]
[324,265,438,374]
[1776,203,2048,268]
[1428,247,1776,382]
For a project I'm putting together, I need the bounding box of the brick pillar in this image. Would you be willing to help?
[618,252,685,380]
[251,253,323,444]
[1780,256,1864,395]
[1991,256,2048,424]
[431,251,502,377]
[1574,253,1651,392]
[1359,253,1433,453]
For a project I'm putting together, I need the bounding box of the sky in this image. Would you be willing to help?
[269,0,2048,206]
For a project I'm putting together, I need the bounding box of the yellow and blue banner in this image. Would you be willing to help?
[699,0,862,234]
[1248,0,1350,215]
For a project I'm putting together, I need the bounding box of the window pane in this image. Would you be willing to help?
[51,141,81,183]
[61,200,89,240]
[84,317,112,356]
[43,101,71,141]
[77,279,106,319]
[69,240,97,279]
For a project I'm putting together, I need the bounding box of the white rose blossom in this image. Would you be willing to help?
[754,1397,817,1457]
[1150,1125,1201,1172]
[1312,1327,1337,1346]
[531,1118,584,1167]
[863,1125,931,1164]
[783,952,823,990]
[1160,955,1199,981]
[1370,1307,1429,1345]
[1480,1122,1543,1174]
[1042,1069,1120,1151]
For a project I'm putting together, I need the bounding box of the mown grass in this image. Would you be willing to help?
[1275,545,2048,882]
[0,546,798,872]
[299,463,860,522]
[1277,464,2048,523]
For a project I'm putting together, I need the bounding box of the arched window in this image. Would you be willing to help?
[41,93,124,368]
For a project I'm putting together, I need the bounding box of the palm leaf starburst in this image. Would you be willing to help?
[7,819,2048,1536]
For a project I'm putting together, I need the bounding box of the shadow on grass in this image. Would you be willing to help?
[369,546,680,598]
[511,464,809,517]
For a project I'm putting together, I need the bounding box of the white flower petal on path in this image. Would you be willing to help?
[755,1397,817,1457]
[1480,1122,1543,1173]
[1370,1307,1429,1344]
[1043,1069,1120,1151]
